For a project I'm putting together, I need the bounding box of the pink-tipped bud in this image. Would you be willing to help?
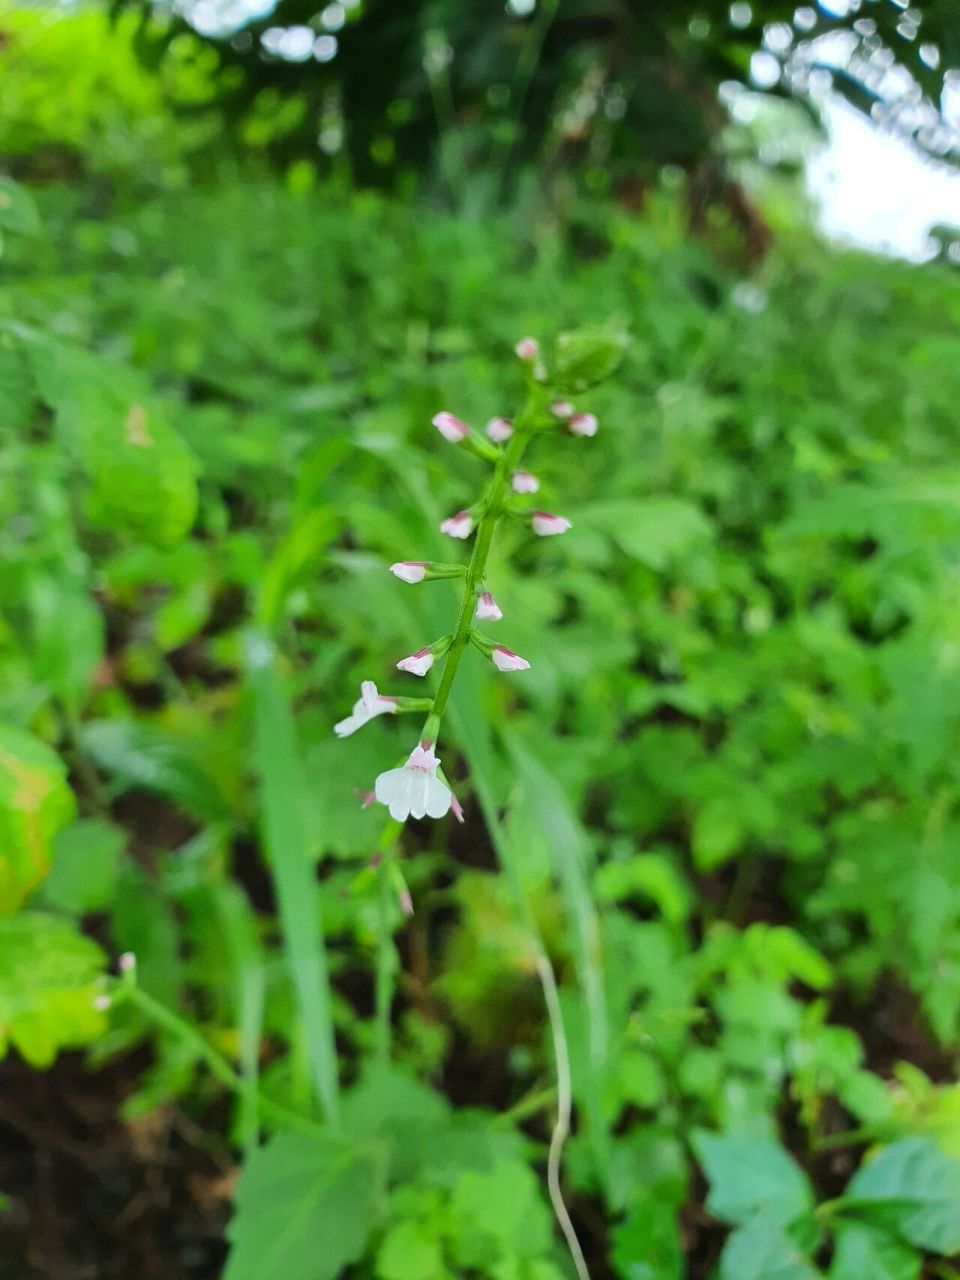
[119,952,136,974]
[432,411,470,443]
[515,337,539,361]
[475,591,503,622]
[355,789,377,808]
[397,647,435,677]
[492,644,531,673]
[569,413,598,438]
[511,470,539,494]
[486,417,514,443]
[390,561,428,583]
[451,795,465,823]
[551,400,575,420]
[440,510,474,539]
[532,510,572,537]
[399,888,415,917]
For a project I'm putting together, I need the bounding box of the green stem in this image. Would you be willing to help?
[373,817,403,1064]
[422,423,532,745]
[119,983,327,1139]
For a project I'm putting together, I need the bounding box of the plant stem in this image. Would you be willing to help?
[423,425,531,745]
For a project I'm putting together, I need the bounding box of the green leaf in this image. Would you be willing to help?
[41,819,124,914]
[828,1222,919,1280]
[376,1220,445,1280]
[29,339,199,546]
[578,498,712,569]
[0,178,40,237]
[225,1133,382,1280]
[0,912,107,1067]
[448,1159,552,1265]
[0,724,76,916]
[844,1137,960,1254]
[611,1198,682,1280]
[719,1212,822,1280]
[692,1130,814,1225]
[552,328,629,393]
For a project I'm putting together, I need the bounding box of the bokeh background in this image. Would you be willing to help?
[2,2,960,1278]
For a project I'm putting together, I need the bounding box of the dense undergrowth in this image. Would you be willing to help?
[2,167,960,1279]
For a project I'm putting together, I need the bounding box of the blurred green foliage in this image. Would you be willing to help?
[2,6,960,1271]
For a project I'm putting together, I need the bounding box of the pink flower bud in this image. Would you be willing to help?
[486,417,514,443]
[397,647,435,677]
[440,510,474,539]
[475,591,503,621]
[511,470,539,494]
[355,789,377,808]
[492,644,531,672]
[399,888,415,917]
[451,795,465,823]
[569,413,598,438]
[532,510,572,537]
[514,337,539,360]
[390,561,428,583]
[551,400,574,420]
[432,411,470,443]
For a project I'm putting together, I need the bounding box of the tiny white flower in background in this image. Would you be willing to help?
[390,561,428,583]
[514,337,539,360]
[335,680,398,737]
[397,648,434,677]
[93,994,112,1012]
[375,742,453,821]
[511,470,539,494]
[491,644,530,672]
[475,591,503,621]
[531,510,572,536]
[432,411,470,442]
[440,510,474,539]
[486,416,514,443]
[568,413,598,438]
[551,400,574,419]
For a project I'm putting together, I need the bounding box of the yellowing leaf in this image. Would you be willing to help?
[0,725,76,916]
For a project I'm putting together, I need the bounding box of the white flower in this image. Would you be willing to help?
[492,645,530,672]
[531,510,572,536]
[551,400,574,419]
[511,470,539,494]
[486,417,514,443]
[397,647,434,677]
[432,411,470,442]
[334,680,398,737]
[441,510,474,539]
[515,337,539,360]
[390,561,428,583]
[568,413,597,437]
[475,591,503,621]
[375,743,453,822]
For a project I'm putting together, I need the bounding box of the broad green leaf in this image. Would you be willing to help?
[829,1222,919,1280]
[611,1198,682,1280]
[41,819,124,914]
[376,1220,445,1280]
[844,1137,960,1254]
[692,1130,814,1225]
[0,913,106,1067]
[719,1212,822,1280]
[29,339,199,546]
[553,328,629,393]
[578,498,712,569]
[0,724,76,916]
[225,1132,381,1280]
[0,178,40,237]
[448,1159,552,1266]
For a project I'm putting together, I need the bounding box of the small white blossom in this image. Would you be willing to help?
[515,337,539,360]
[475,591,503,621]
[432,411,470,442]
[511,470,539,494]
[397,648,434,677]
[486,417,514,443]
[334,680,398,737]
[531,510,572,536]
[390,561,428,583]
[441,510,474,539]
[374,743,453,822]
[568,413,597,437]
[492,644,530,672]
[551,400,574,419]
